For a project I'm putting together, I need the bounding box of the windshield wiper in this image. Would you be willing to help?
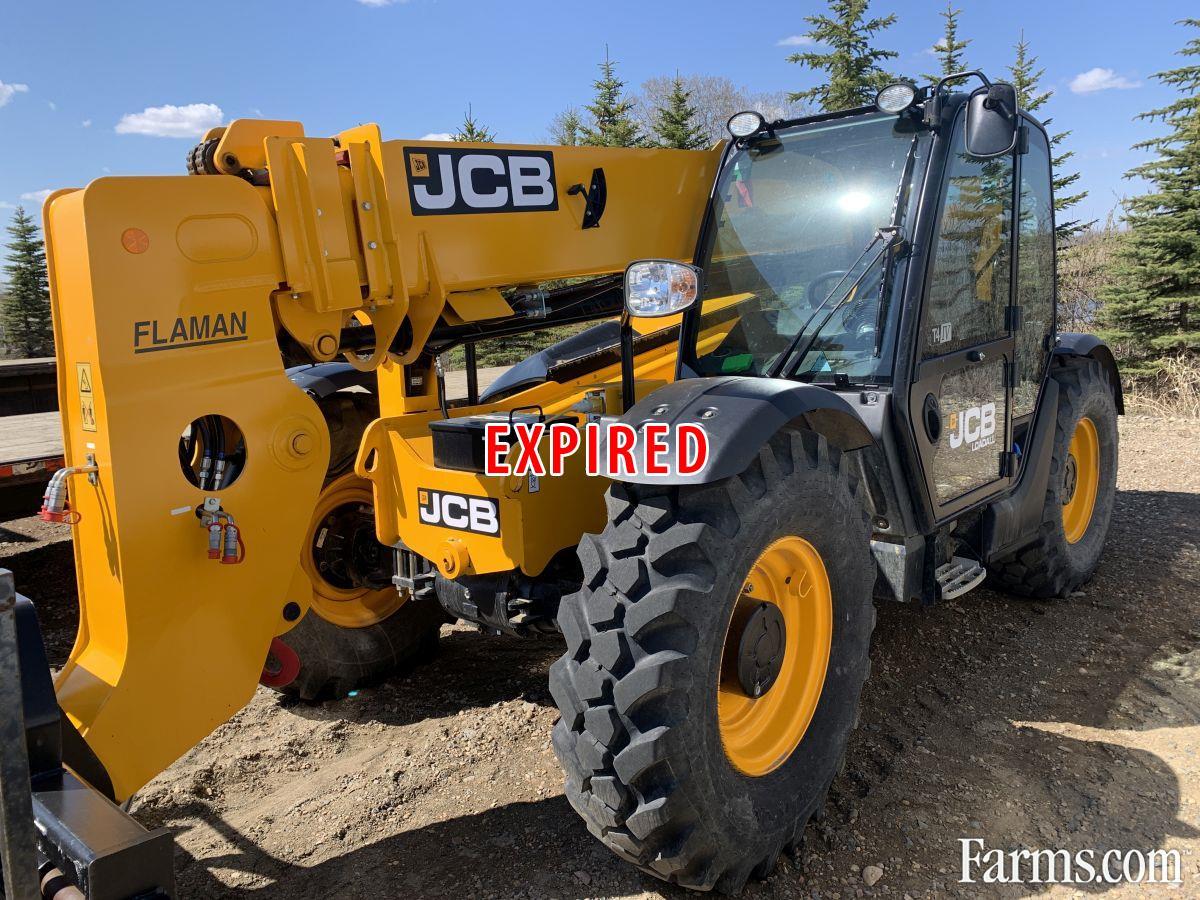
[766,132,919,381]
[764,226,901,379]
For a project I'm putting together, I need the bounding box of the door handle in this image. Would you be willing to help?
[967,349,986,362]
[922,393,942,443]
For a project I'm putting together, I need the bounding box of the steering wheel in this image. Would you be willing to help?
[806,270,850,309]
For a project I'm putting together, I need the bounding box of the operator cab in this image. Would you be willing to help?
[633,73,1061,602]
[690,108,919,385]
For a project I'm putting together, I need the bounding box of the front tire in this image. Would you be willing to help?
[988,358,1118,598]
[550,430,874,892]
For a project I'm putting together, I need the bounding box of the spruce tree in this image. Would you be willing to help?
[1,207,54,358]
[923,3,969,83]
[548,108,583,146]
[580,50,643,147]
[1008,33,1089,240]
[786,0,898,112]
[651,75,707,150]
[453,104,495,143]
[1099,19,1200,373]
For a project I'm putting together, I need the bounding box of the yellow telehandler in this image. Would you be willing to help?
[0,72,1122,897]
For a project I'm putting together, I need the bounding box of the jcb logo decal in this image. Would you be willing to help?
[948,402,997,451]
[404,147,558,215]
[417,488,500,535]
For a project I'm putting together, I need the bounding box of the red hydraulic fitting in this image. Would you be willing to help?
[37,505,74,524]
[220,522,240,564]
[38,467,89,524]
[207,522,223,559]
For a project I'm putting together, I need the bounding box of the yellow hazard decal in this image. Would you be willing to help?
[77,362,97,432]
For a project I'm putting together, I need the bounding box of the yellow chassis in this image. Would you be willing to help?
[43,119,722,798]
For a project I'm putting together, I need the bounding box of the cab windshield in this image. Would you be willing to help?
[694,112,927,384]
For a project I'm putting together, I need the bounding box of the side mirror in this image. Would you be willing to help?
[624,260,702,318]
[964,82,1019,158]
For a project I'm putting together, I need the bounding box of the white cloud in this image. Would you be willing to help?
[358,0,408,5]
[20,189,54,204]
[1069,68,1141,94]
[47,100,56,111]
[419,132,454,141]
[115,102,223,138]
[777,35,814,47]
[0,201,16,210]
[81,119,92,128]
[0,81,30,108]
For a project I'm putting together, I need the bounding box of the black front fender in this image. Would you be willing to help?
[610,377,874,485]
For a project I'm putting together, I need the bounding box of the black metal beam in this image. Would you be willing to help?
[0,570,41,900]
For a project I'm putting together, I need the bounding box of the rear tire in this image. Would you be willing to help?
[988,358,1118,598]
[270,595,444,700]
[266,391,443,700]
[550,430,874,893]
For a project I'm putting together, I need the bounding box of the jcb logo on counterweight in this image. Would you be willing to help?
[417,488,500,535]
[404,147,557,216]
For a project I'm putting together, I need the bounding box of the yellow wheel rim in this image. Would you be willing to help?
[1062,416,1100,545]
[301,473,405,628]
[718,536,833,777]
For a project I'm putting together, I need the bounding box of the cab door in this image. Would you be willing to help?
[907,111,1018,519]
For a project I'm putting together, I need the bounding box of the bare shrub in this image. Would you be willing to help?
[1056,215,1124,334]
[1126,354,1200,418]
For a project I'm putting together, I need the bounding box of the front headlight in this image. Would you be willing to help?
[624,260,702,318]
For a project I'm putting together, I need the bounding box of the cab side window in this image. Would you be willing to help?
[1013,127,1055,417]
[922,120,1014,359]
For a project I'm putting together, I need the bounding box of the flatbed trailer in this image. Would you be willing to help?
[0,412,64,521]
[0,359,57,418]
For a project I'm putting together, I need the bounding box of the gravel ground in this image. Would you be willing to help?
[7,416,1198,898]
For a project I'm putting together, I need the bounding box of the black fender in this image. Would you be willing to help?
[982,377,1059,561]
[1054,333,1124,414]
[609,376,875,486]
[286,362,375,400]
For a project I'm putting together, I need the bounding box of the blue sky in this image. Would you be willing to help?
[1,0,1194,233]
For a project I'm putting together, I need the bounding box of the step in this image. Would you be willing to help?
[935,556,986,600]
